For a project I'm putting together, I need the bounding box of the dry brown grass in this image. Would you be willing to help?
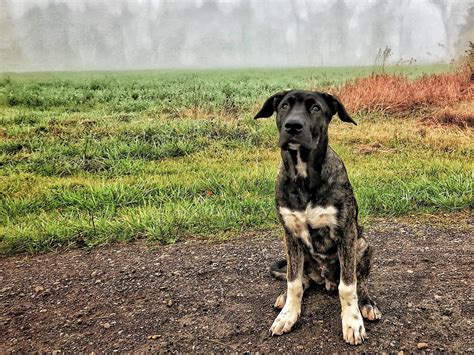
[335,65,473,119]
[420,103,474,129]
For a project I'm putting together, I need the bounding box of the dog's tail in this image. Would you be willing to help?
[269,259,287,280]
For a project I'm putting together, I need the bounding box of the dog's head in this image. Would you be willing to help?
[254,90,356,150]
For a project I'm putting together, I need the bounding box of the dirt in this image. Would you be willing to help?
[1,213,473,353]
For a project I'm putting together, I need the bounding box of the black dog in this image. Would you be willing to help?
[254,90,381,345]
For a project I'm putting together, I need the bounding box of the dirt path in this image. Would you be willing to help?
[1,213,473,353]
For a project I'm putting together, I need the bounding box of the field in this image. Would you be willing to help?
[0,65,472,255]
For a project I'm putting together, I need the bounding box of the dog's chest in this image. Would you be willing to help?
[279,204,338,256]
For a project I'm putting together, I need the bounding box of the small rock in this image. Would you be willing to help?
[407,269,414,274]
[167,300,173,307]
[102,322,111,329]
[397,351,404,355]
[34,286,45,293]
[417,342,429,350]
[407,302,413,308]
[148,334,161,340]
[94,279,101,284]
[434,295,442,301]
[91,271,98,277]
[442,308,452,316]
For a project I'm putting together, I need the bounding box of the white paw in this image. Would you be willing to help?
[270,305,300,336]
[360,303,382,321]
[274,292,286,309]
[342,312,366,345]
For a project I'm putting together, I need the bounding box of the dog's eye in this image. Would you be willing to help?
[281,103,289,110]
[310,104,321,113]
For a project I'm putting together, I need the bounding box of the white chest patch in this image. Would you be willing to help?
[279,205,338,249]
[279,205,338,230]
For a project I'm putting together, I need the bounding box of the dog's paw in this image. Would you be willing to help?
[274,292,286,309]
[360,303,382,321]
[341,312,366,345]
[270,305,300,336]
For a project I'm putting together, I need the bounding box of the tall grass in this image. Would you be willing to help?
[335,64,472,116]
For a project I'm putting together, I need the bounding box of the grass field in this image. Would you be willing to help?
[0,65,472,255]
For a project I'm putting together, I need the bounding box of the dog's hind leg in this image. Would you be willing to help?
[356,238,382,321]
[270,259,288,309]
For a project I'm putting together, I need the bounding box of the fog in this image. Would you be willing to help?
[0,0,472,71]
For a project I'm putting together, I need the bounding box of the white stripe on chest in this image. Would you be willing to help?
[279,205,338,250]
[288,145,307,178]
[295,151,307,178]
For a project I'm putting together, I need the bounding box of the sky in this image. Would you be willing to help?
[1,0,472,71]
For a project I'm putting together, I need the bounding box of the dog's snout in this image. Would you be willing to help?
[284,120,303,135]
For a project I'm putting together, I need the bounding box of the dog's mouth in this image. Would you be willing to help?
[287,142,301,150]
[280,140,300,150]
[280,136,319,151]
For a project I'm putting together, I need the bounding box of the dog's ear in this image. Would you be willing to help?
[321,93,357,125]
[254,91,291,119]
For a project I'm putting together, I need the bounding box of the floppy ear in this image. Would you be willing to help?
[321,93,357,125]
[254,91,291,119]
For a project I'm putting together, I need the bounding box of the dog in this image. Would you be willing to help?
[254,90,381,345]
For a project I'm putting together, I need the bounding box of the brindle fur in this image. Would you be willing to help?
[255,90,381,338]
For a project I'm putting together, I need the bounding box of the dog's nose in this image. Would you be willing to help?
[284,120,303,135]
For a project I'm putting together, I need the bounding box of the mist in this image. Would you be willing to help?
[1,0,472,72]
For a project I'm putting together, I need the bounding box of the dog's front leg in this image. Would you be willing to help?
[338,224,366,345]
[270,232,304,335]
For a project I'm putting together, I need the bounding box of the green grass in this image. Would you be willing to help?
[0,64,472,255]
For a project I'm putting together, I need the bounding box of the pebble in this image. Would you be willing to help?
[442,308,452,316]
[34,286,45,293]
[417,342,429,350]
